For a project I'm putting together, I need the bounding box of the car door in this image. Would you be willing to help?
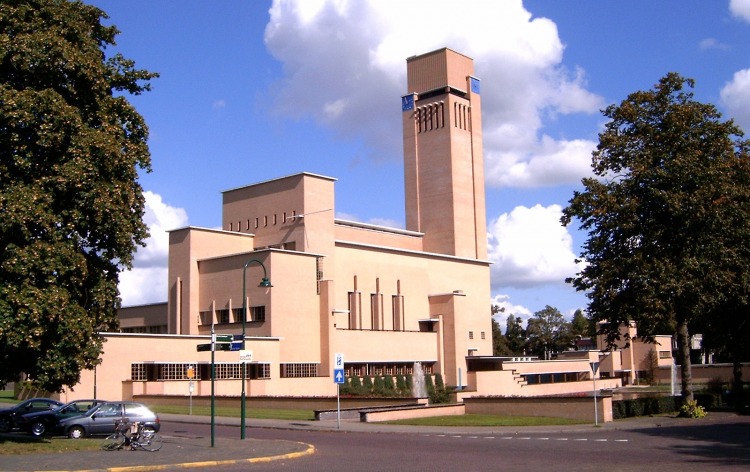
[89,402,123,435]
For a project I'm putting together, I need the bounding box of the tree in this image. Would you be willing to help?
[505,314,526,355]
[491,305,512,356]
[570,309,592,338]
[524,305,571,359]
[0,1,158,392]
[561,73,750,402]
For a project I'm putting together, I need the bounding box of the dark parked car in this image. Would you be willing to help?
[18,399,106,437]
[56,401,160,439]
[0,398,63,433]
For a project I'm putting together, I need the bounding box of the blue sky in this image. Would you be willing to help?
[93,0,750,326]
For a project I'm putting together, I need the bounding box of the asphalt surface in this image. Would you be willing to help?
[2,408,748,472]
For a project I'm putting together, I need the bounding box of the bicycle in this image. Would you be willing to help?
[102,419,163,452]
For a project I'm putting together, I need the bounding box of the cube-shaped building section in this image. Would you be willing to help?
[167,164,493,388]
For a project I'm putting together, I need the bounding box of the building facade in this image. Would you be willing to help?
[62,49,664,404]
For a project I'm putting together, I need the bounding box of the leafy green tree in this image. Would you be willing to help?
[570,309,593,338]
[0,0,157,391]
[350,376,363,395]
[505,314,526,355]
[524,305,572,359]
[362,376,374,395]
[561,73,750,402]
[491,305,512,356]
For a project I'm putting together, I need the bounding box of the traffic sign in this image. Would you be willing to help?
[215,334,233,343]
[196,343,212,352]
[333,369,345,384]
[334,353,344,369]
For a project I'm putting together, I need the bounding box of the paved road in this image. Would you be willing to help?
[2,409,749,471]
[162,414,750,472]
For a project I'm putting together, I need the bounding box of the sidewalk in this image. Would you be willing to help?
[2,410,748,472]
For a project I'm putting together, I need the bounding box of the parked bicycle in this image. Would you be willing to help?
[101,419,163,452]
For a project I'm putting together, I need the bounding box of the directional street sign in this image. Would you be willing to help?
[334,353,344,369]
[196,343,212,352]
[333,369,345,384]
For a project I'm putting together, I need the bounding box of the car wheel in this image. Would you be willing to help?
[67,425,85,439]
[31,421,47,437]
[0,417,10,433]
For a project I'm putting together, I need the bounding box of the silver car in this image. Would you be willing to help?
[56,401,160,439]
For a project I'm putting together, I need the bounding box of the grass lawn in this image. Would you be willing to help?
[383,414,587,427]
[151,404,315,421]
[0,434,101,455]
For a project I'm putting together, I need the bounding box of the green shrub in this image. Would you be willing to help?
[362,376,374,395]
[612,396,679,419]
[339,378,351,395]
[396,375,407,396]
[350,376,363,395]
[679,399,706,418]
[384,375,396,395]
[430,373,451,404]
[374,376,386,396]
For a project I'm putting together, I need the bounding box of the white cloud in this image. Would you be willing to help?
[491,293,533,327]
[720,68,750,132]
[730,0,750,22]
[118,191,188,306]
[487,204,582,290]
[699,38,730,51]
[264,0,603,186]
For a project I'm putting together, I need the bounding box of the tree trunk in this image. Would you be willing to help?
[732,356,744,411]
[676,320,693,402]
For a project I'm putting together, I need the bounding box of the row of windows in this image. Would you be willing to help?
[345,362,434,377]
[523,372,589,385]
[280,363,319,378]
[120,325,168,334]
[468,331,486,340]
[416,102,445,132]
[131,363,271,381]
[199,305,266,325]
[228,211,298,232]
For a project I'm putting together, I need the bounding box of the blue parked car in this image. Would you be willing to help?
[18,399,106,436]
[0,398,63,432]
[56,401,160,439]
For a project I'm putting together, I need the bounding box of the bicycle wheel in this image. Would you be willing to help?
[102,433,126,451]
[138,432,163,452]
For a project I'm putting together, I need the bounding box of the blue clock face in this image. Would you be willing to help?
[470,77,480,95]
[401,95,414,112]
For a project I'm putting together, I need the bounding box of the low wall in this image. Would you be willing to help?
[134,395,421,411]
[655,363,750,385]
[464,395,613,423]
[360,404,465,422]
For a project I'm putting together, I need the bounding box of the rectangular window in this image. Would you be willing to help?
[658,350,672,359]
[481,331,486,340]
[280,363,319,378]
[216,309,230,324]
[131,364,147,381]
[233,308,245,323]
[469,331,474,340]
[250,305,265,322]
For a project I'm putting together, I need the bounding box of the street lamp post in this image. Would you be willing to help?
[241,258,272,440]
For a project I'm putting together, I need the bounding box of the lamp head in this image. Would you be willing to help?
[258,277,272,288]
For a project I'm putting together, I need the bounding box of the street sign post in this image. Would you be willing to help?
[333,353,344,429]
[590,361,600,426]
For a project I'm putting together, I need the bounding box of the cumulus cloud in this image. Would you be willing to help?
[720,68,750,132]
[264,0,603,187]
[487,204,582,290]
[699,38,730,51]
[118,191,188,306]
[730,0,750,22]
[491,293,533,326]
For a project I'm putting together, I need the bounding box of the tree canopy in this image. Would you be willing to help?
[0,0,157,391]
[561,73,750,401]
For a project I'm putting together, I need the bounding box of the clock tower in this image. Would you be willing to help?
[402,48,487,260]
